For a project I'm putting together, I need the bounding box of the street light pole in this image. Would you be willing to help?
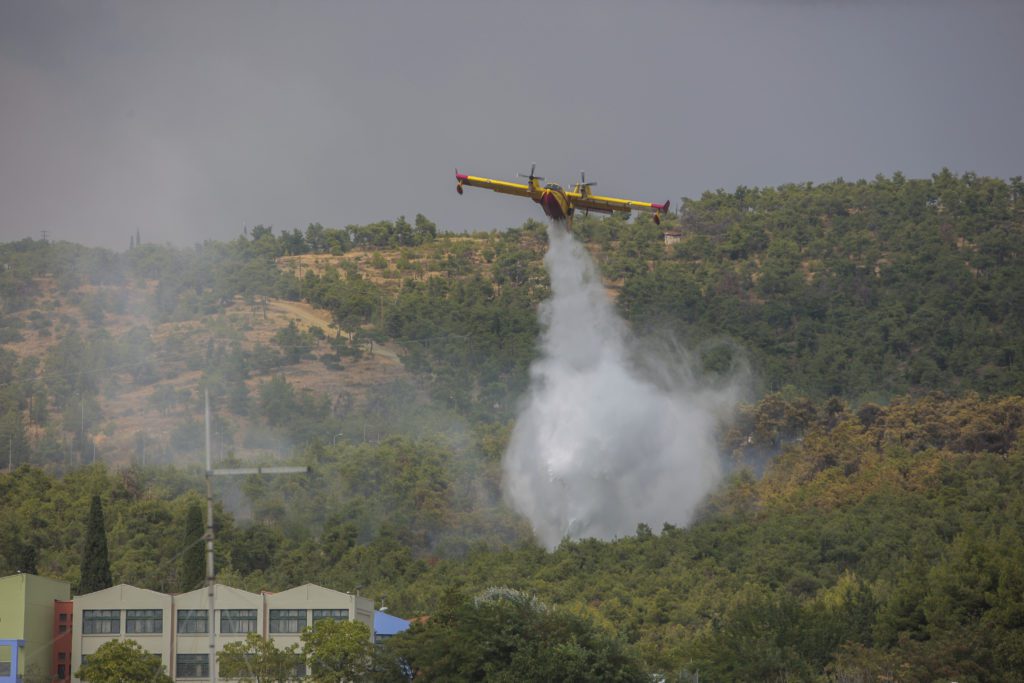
[203,390,309,683]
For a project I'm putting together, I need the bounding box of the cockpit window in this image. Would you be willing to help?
[544,184,563,191]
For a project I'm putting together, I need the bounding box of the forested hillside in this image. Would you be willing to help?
[612,170,1024,398]
[2,170,1023,680]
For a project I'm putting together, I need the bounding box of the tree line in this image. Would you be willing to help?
[3,392,1023,679]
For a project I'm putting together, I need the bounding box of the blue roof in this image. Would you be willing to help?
[374,610,411,637]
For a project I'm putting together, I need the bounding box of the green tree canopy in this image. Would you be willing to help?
[386,587,646,682]
[76,639,171,683]
[300,617,375,683]
[216,632,303,683]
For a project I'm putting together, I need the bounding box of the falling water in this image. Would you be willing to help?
[502,222,744,549]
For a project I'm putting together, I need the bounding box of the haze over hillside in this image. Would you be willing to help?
[2,170,1023,680]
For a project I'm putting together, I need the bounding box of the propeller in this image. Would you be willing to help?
[517,163,544,183]
[578,171,597,189]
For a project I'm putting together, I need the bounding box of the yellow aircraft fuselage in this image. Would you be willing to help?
[455,170,668,227]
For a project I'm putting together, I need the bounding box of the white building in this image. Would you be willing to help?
[69,583,373,682]
[72,584,173,677]
[263,584,374,656]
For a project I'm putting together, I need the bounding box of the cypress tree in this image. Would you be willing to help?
[79,495,113,593]
[180,502,206,591]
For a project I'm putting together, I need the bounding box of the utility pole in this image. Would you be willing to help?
[204,392,215,682]
[202,390,308,683]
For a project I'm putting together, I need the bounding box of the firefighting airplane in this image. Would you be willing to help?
[455,165,669,228]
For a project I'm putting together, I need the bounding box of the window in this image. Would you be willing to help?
[176,653,209,679]
[312,608,348,622]
[220,609,257,634]
[82,610,120,634]
[57,664,66,679]
[269,609,307,633]
[59,625,67,633]
[126,609,163,634]
[60,613,68,622]
[177,609,208,634]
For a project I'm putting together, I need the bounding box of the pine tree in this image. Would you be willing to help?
[79,495,112,593]
[180,502,206,591]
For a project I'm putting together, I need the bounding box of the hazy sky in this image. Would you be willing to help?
[1,1,1022,249]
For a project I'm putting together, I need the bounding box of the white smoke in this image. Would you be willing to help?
[503,223,745,549]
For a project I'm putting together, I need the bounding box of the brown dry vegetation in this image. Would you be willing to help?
[3,231,557,467]
[7,270,414,466]
[277,237,501,292]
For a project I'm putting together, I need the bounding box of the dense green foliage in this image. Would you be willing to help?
[300,618,377,682]
[2,394,1023,679]
[180,502,205,592]
[2,170,1024,679]
[385,588,646,682]
[606,171,1024,399]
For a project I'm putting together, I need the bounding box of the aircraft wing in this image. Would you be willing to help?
[569,192,670,216]
[455,172,534,198]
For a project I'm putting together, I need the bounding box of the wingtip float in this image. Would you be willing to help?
[455,165,669,228]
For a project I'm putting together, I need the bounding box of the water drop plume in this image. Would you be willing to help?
[503,223,745,549]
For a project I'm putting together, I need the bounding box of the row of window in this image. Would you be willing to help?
[82,608,349,635]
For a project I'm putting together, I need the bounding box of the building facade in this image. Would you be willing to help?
[71,584,173,680]
[52,600,73,683]
[67,583,373,682]
[262,583,374,665]
[0,573,71,682]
